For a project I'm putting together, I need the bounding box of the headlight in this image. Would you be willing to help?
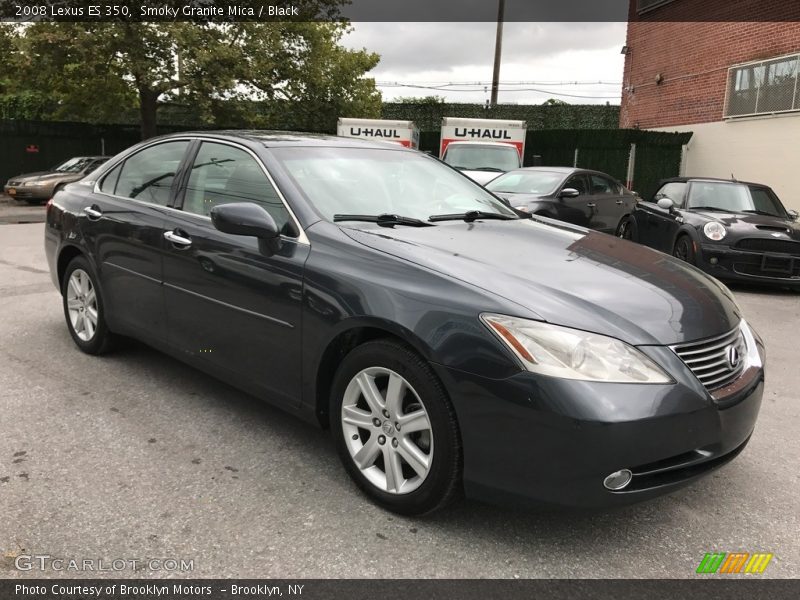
[703,221,726,241]
[481,313,673,384]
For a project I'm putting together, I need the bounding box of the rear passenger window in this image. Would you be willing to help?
[115,141,189,206]
[182,142,292,234]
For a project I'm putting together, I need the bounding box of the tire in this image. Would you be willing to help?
[61,255,116,355]
[615,215,637,241]
[330,339,462,515]
[673,234,696,265]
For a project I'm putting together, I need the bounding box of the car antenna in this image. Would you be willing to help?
[731,173,738,182]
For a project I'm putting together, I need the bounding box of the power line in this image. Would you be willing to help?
[376,82,620,99]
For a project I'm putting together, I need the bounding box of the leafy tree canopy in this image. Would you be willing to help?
[3,9,381,137]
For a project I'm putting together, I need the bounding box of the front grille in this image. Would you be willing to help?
[734,238,800,255]
[672,326,745,391]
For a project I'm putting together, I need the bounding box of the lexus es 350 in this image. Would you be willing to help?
[45,132,765,515]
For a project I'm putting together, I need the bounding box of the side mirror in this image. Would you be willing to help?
[788,209,799,220]
[211,202,281,254]
[657,197,675,212]
[559,188,580,198]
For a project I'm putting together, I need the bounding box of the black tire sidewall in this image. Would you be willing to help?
[330,339,461,515]
[674,235,696,264]
[61,255,113,354]
[617,215,637,241]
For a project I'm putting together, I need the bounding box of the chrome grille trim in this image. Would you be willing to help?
[671,324,746,391]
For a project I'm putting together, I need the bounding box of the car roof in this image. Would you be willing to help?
[506,166,616,177]
[658,176,769,188]
[156,130,412,151]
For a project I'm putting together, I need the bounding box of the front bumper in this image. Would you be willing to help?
[4,184,51,201]
[698,243,800,287]
[433,345,764,508]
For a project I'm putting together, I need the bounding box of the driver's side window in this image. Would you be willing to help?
[654,182,687,207]
[564,175,587,195]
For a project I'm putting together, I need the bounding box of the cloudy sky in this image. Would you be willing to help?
[342,22,627,105]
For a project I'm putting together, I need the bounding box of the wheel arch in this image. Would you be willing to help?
[56,244,87,290]
[312,319,437,429]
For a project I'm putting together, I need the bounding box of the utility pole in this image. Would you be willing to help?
[490,0,505,108]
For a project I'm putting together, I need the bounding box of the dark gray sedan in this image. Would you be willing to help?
[486,166,637,235]
[44,132,764,515]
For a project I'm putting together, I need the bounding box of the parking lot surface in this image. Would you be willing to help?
[1,222,798,579]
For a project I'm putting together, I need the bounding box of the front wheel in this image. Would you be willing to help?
[330,339,462,515]
[62,255,116,354]
[673,235,696,265]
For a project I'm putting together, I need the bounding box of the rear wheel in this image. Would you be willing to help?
[673,234,696,264]
[330,339,461,515]
[62,255,116,354]
[616,215,636,241]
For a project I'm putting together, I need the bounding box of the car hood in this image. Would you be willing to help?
[697,211,800,239]
[492,192,550,203]
[9,171,81,184]
[341,219,741,346]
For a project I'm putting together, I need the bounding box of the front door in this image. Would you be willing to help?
[161,140,309,407]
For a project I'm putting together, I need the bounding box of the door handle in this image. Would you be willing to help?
[586,203,597,208]
[83,205,102,219]
[616,200,624,205]
[164,230,192,248]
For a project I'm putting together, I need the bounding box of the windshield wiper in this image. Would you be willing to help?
[428,210,518,223]
[741,209,781,217]
[691,206,730,212]
[467,167,505,172]
[333,213,434,228]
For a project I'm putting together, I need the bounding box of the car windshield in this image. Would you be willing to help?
[687,182,787,217]
[53,157,95,173]
[270,147,518,222]
[443,144,521,172]
[486,170,564,195]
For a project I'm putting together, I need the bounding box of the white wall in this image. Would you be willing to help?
[653,113,800,212]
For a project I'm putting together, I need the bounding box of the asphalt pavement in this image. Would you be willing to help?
[0,222,798,579]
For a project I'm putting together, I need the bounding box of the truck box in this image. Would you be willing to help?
[337,118,420,149]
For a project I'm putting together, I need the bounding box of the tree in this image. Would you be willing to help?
[6,14,381,138]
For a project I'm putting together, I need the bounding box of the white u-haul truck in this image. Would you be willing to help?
[337,118,420,149]
[439,117,526,184]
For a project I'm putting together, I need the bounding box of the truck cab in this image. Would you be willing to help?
[441,141,523,185]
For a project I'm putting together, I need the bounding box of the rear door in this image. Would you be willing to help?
[161,140,309,408]
[81,139,191,342]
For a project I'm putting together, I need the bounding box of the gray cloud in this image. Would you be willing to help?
[344,22,626,76]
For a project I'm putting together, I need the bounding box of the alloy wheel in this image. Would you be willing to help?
[340,367,433,495]
[66,269,98,341]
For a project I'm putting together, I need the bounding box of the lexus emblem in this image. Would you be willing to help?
[726,345,741,369]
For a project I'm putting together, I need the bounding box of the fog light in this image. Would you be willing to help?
[603,469,633,491]
[710,257,718,265]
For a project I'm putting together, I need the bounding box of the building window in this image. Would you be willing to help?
[637,0,675,13]
[725,53,800,118]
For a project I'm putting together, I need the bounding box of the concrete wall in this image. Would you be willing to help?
[653,113,800,212]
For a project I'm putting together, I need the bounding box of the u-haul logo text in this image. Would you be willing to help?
[454,128,513,140]
[349,128,400,139]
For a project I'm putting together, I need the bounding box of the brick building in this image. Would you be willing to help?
[620,0,800,210]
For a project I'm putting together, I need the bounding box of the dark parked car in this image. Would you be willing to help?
[627,177,800,289]
[45,132,764,515]
[5,156,109,204]
[485,166,637,235]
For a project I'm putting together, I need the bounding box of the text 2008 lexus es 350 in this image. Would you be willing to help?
[45,132,765,515]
